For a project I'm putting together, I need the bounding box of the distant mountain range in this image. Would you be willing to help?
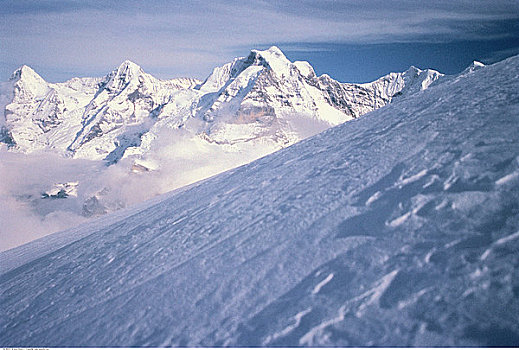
[1,46,444,167]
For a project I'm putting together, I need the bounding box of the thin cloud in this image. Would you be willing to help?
[0,0,518,81]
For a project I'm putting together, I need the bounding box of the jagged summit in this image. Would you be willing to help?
[196,48,277,94]
[293,60,315,78]
[398,65,443,96]
[10,65,34,80]
[199,46,291,92]
[9,65,46,84]
[102,60,146,92]
[114,60,144,79]
[404,65,421,75]
[257,45,285,56]
[462,60,485,74]
[249,46,291,76]
[250,46,287,62]
[8,64,49,101]
[118,59,141,69]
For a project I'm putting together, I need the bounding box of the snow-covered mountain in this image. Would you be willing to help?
[0,47,445,247]
[1,61,200,162]
[1,54,518,346]
[1,46,442,164]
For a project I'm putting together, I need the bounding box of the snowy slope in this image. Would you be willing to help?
[1,54,518,347]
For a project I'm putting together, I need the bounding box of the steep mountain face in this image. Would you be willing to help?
[2,61,200,161]
[3,66,101,152]
[1,54,517,347]
[69,61,201,162]
[1,47,443,164]
[186,46,443,148]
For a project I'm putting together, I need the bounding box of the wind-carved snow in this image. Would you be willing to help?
[312,273,334,295]
[495,168,519,186]
[480,231,519,261]
[1,54,518,347]
[263,308,312,345]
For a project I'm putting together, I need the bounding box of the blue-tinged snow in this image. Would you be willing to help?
[1,55,519,347]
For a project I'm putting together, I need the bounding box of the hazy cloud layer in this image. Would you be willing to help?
[1,0,518,81]
[0,127,279,251]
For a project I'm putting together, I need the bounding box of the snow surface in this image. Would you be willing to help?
[1,55,519,347]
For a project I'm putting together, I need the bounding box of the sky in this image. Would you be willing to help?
[1,0,519,83]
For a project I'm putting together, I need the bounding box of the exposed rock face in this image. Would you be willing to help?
[41,182,79,199]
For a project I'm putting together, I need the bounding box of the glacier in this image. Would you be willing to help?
[1,53,518,346]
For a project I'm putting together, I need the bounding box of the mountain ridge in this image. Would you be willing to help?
[1,46,444,164]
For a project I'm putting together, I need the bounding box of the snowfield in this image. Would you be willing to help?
[1,54,519,346]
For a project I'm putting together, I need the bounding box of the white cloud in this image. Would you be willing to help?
[0,127,278,251]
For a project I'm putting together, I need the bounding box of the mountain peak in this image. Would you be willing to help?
[468,61,485,70]
[118,60,141,70]
[459,60,485,75]
[8,65,49,99]
[10,65,45,83]
[248,46,291,76]
[251,46,287,61]
[263,45,285,56]
[102,60,145,91]
[293,61,315,78]
[114,60,143,77]
[404,65,422,76]
[198,47,291,93]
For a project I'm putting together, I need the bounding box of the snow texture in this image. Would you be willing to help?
[1,55,519,346]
